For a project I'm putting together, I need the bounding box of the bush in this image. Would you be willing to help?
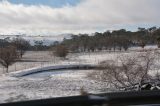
[88,52,156,91]
[54,45,68,58]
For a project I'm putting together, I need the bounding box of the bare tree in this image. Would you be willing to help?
[89,52,155,91]
[0,46,18,73]
[11,37,30,58]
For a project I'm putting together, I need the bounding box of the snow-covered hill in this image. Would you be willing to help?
[0,34,72,45]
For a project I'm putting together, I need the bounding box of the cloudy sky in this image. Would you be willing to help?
[0,0,160,35]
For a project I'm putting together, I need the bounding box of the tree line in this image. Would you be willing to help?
[58,27,160,52]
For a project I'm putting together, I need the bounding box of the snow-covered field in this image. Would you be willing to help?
[0,45,160,103]
[0,69,109,103]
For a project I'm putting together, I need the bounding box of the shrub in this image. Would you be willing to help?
[89,52,156,91]
[54,45,68,58]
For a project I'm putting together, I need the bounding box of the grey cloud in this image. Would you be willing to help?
[0,0,159,35]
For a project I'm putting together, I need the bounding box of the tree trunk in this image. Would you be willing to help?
[20,52,23,58]
[6,66,9,73]
[20,50,23,58]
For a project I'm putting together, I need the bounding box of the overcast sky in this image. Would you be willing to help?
[0,0,160,35]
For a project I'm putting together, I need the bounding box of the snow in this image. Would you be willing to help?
[129,45,158,51]
[0,46,160,103]
[0,69,109,103]
[10,64,96,77]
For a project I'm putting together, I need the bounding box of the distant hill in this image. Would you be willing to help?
[0,34,72,45]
